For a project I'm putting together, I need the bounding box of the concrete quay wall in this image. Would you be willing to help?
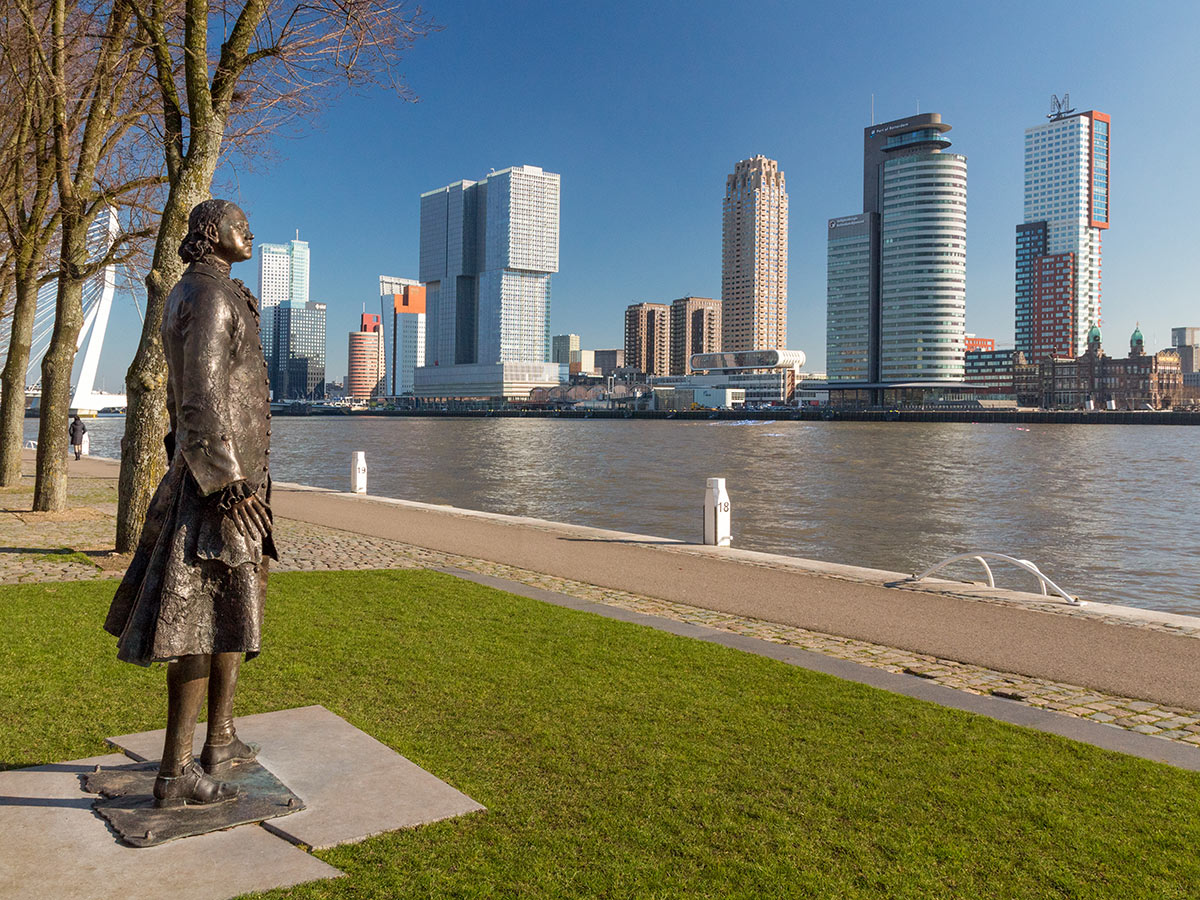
[269,479,1200,712]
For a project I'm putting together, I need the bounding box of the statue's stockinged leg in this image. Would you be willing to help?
[154,654,237,808]
[200,651,260,774]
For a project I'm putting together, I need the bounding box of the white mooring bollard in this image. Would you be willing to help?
[703,477,731,547]
[351,451,367,494]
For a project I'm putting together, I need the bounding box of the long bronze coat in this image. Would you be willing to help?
[106,261,277,666]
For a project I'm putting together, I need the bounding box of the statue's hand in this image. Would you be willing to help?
[231,493,272,542]
[218,481,272,541]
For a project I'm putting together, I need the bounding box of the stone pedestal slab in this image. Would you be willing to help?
[0,754,340,900]
[107,705,485,850]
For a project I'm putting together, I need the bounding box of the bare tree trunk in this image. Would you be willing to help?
[32,218,86,510]
[115,273,169,550]
[0,272,39,485]
[116,173,210,550]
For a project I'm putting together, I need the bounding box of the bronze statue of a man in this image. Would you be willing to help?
[105,199,276,808]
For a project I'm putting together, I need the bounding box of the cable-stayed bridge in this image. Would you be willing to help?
[0,208,139,415]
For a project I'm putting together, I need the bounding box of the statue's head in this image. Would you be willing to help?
[178,199,253,266]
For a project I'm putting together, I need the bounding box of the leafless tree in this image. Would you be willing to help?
[12,0,164,510]
[116,0,434,549]
[0,3,62,486]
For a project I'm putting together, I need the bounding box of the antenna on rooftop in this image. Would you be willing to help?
[295,228,299,239]
[870,93,875,125]
[916,98,920,113]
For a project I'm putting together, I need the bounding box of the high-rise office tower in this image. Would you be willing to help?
[419,165,560,367]
[670,297,721,375]
[258,237,309,380]
[380,275,424,395]
[624,302,670,376]
[722,156,788,352]
[1015,98,1109,359]
[827,114,967,385]
[347,313,384,399]
[1171,327,1200,348]
[272,301,326,400]
[552,334,580,365]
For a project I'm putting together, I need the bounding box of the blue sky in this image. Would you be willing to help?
[91,0,1200,388]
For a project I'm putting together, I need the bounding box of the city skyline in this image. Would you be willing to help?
[76,1,1200,389]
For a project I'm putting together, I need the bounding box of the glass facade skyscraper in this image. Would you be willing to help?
[272,301,326,400]
[419,165,560,368]
[827,114,967,387]
[258,237,310,389]
[1016,104,1110,359]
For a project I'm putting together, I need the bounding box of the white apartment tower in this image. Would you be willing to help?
[380,274,424,395]
[1016,98,1110,359]
[722,156,788,352]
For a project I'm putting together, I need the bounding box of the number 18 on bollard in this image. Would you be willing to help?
[352,451,367,494]
[703,477,731,547]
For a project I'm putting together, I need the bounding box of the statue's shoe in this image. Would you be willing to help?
[153,761,238,808]
[200,736,260,775]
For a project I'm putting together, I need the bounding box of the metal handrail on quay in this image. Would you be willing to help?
[909,552,1082,606]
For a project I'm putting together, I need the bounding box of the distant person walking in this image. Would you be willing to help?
[69,415,87,460]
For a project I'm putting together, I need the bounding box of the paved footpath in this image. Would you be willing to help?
[7,451,1200,757]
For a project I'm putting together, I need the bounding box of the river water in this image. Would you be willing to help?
[26,416,1200,615]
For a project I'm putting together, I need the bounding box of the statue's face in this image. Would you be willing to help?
[214,206,254,263]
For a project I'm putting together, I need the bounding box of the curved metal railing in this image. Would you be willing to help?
[909,552,1082,606]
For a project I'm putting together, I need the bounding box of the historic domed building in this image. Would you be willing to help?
[1029,324,1182,409]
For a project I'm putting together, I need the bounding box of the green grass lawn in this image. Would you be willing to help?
[3,570,1198,899]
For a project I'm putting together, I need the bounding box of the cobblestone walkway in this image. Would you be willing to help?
[5,475,1200,749]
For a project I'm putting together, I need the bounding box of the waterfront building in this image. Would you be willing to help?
[1015,99,1110,359]
[416,165,561,398]
[347,313,385,400]
[272,301,326,400]
[552,334,580,365]
[965,335,995,352]
[624,302,670,376]
[670,296,721,375]
[1037,325,1180,409]
[653,385,746,411]
[964,348,1026,397]
[1170,327,1199,377]
[1176,344,1198,376]
[258,236,309,384]
[380,276,424,395]
[569,349,597,376]
[594,349,625,376]
[667,349,808,405]
[827,113,967,392]
[1171,327,1200,348]
[722,156,788,352]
